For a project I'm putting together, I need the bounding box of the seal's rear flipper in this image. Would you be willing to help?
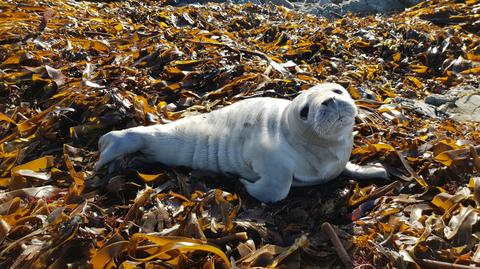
[342,161,389,180]
[95,129,146,171]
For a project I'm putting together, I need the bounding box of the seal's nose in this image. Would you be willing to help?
[322,97,336,107]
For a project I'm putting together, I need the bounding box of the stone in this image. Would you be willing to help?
[292,0,422,17]
[394,97,438,119]
[451,93,480,122]
[425,94,454,107]
[426,85,480,122]
[171,0,423,17]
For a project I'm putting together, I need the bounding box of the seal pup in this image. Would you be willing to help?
[96,83,388,202]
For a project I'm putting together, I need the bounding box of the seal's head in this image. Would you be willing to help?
[287,83,357,142]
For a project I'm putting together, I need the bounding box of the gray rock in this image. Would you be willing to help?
[450,92,480,122]
[394,97,438,119]
[171,0,423,17]
[397,85,480,122]
[427,85,480,122]
[425,94,454,107]
[293,0,422,17]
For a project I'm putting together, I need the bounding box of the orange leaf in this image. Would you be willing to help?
[0,112,16,125]
[92,40,110,53]
[410,64,428,73]
[392,52,401,62]
[352,143,395,155]
[405,76,423,88]
[114,23,123,31]
[11,156,54,176]
[137,172,167,183]
[91,241,130,269]
[466,53,480,61]
[1,55,20,65]
[460,66,480,75]
[129,234,231,267]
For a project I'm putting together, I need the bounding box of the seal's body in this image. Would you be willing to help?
[96,83,388,202]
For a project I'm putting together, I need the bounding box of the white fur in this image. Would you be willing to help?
[96,83,388,202]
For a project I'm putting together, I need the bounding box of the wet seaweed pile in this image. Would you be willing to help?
[0,0,479,267]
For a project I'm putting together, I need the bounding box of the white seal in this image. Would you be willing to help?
[96,83,388,202]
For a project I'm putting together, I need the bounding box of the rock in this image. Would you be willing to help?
[235,0,295,9]
[171,0,423,17]
[293,0,422,17]
[394,97,438,119]
[425,94,454,107]
[426,85,480,122]
[450,93,480,122]
[390,85,480,122]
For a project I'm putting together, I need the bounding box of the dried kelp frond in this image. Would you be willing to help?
[0,0,479,268]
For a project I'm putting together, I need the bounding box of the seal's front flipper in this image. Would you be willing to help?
[240,164,293,203]
[240,176,292,203]
[342,161,389,180]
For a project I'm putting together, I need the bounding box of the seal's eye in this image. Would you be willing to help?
[300,105,309,120]
[333,89,343,95]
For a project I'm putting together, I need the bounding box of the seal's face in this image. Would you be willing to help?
[291,83,357,140]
